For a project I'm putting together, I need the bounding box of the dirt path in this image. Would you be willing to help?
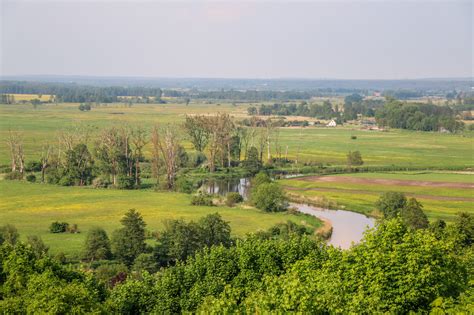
[284,186,474,202]
[296,175,474,189]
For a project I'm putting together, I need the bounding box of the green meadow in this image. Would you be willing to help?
[0,181,321,257]
[280,171,473,222]
[1,102,472,255]
[1,102,473,168]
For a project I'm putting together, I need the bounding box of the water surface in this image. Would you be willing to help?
[293,203,375,249]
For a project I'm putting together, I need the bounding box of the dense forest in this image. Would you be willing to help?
[0,207,472,313]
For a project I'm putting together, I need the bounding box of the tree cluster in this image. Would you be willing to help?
[375,100,464,132]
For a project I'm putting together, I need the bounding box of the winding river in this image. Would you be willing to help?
[200,178,376,249]
[292,203,375,249]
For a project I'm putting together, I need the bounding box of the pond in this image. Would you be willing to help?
[199,177,251,199]
[292,203,375,249]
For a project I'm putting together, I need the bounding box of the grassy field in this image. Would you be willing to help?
[280,171,473,222]
[6,94,54,102]
[1,102,472,168]
[0,180,321,257]
[1,102,472,255]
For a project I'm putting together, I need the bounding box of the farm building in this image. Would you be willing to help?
[326,119,337,127]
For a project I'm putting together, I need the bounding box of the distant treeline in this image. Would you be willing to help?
[249,94,384,120]
[164,88,368,101]
[0,81,163,103]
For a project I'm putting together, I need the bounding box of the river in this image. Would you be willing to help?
[293,203,375,249]
[200,178,376,249]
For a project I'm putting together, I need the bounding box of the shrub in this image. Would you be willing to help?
[26,174,36,182]
[116,175,135,189]
[78,103,91,111]
[58,174,75,186]
[225,192,243,207]
[4,171,23,180]
[251,171,271,188]
[94,262,128,288]
[132,253,158,274]
[188,152,207,167]
[92,176,111,188]
[83,227,111,261]
[67,223,79,233]
[49,221,69,233]
[191,193,214,206]
[351,135,357,140]
[251,183,288,212]
[175,177,194,194]
[0,164,11,173]
[26,161,42,172]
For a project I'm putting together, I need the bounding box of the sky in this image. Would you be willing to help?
[0,0,472,79]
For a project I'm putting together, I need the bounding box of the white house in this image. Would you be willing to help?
[326,119,337,127]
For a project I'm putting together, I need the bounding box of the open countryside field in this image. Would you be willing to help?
[6,93,54,102]
[280,171,474,222]
[0,180,321,257]
[1,102,473,168]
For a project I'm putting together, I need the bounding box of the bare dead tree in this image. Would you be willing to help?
[96,127,121,186]
[40,144,52,183]
[6,130,25,175]
[151,125,181,189]
[130,127,148,186]
[6,130,19,172]
[264,118,275,163]
[57,125,92,166]
[204,113,234,171]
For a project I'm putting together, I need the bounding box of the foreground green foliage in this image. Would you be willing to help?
[1,213,472,313]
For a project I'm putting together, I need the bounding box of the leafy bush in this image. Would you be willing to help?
[26,161,42,172]
[225,192,243,207]
[251,182,288,212]
[78,103,91,111]
[132,253,159,274]
[350,135,357,140]
[26,174,36,182]
[4,171,23,180]
[49,221,69,233]
[251,171,271,187]
[93,262,128,288]
[116,175,135,189]
[191,193,214,206]
[92,176,111,188]
[175,177,194,194]
[188,152,207,167]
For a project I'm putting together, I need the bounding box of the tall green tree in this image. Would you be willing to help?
[64,143,94,186]
[198,213,232,248]
[375,192,407,219]
[347,150,363,169]
[111,209,147,266]
[83,227,112,261]
[401,198,429,229]
[184,115,210,152]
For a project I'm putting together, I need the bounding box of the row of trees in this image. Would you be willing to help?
[7,113,296,189]
[0,81,164,103]
[1,209,472,313]
[83,210,233,269]
[248,94,384,121]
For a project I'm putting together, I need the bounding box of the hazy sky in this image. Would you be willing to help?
[1,0,472,79]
